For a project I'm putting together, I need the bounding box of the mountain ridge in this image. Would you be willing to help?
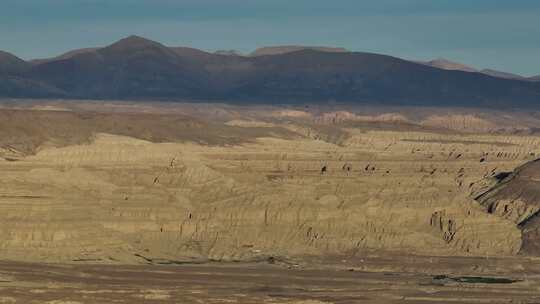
[480,68,525,80]
[414,57,540,81]
[417,58,478,73]
[1,36,540,107]
[0,50,30,74]
[250,45,349,57]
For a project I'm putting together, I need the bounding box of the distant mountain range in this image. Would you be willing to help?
[415,58,479,73]
[1,35,539,107]
[250,46,349,57]
[416,58,539,81]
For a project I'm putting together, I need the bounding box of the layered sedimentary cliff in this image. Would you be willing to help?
[475,159,540,255]
[2,109,539,263]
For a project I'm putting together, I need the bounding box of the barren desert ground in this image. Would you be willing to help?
[1,101,540,303]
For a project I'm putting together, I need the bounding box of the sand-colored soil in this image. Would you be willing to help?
[1,256,539,303]
[1,102,540,302]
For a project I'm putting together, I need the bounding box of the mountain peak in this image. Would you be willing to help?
[100,35,180,61]
[105,35,167,52]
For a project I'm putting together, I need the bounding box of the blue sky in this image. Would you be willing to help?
[1,0,539,76]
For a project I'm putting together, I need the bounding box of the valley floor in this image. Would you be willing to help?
[1,255,540,304]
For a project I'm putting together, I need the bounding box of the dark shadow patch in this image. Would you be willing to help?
[432,274,520,284]
[3,157,20,162]
[493,171,512,181]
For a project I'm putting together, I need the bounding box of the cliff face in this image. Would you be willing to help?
[475,159,540,255]
[2,106,537,263]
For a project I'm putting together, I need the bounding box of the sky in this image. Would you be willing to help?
[1,0,539,76]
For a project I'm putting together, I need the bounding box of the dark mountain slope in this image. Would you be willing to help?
[480,69,525,80]
[0,76,66,98]
[30,48,100,65]
[231,50,540,106]
[0,51,30,74]
[1,36,539,107]
[29,36,209,99]
[0,51,65,97]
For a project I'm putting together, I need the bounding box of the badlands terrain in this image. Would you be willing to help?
[1,100,540,303]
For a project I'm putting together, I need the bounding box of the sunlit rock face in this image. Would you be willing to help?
[475,159,540,255]
[4,103,540,263]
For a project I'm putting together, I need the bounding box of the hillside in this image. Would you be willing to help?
[480,69,526,80]
[0,36,539,107]
[0,50,30,74]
